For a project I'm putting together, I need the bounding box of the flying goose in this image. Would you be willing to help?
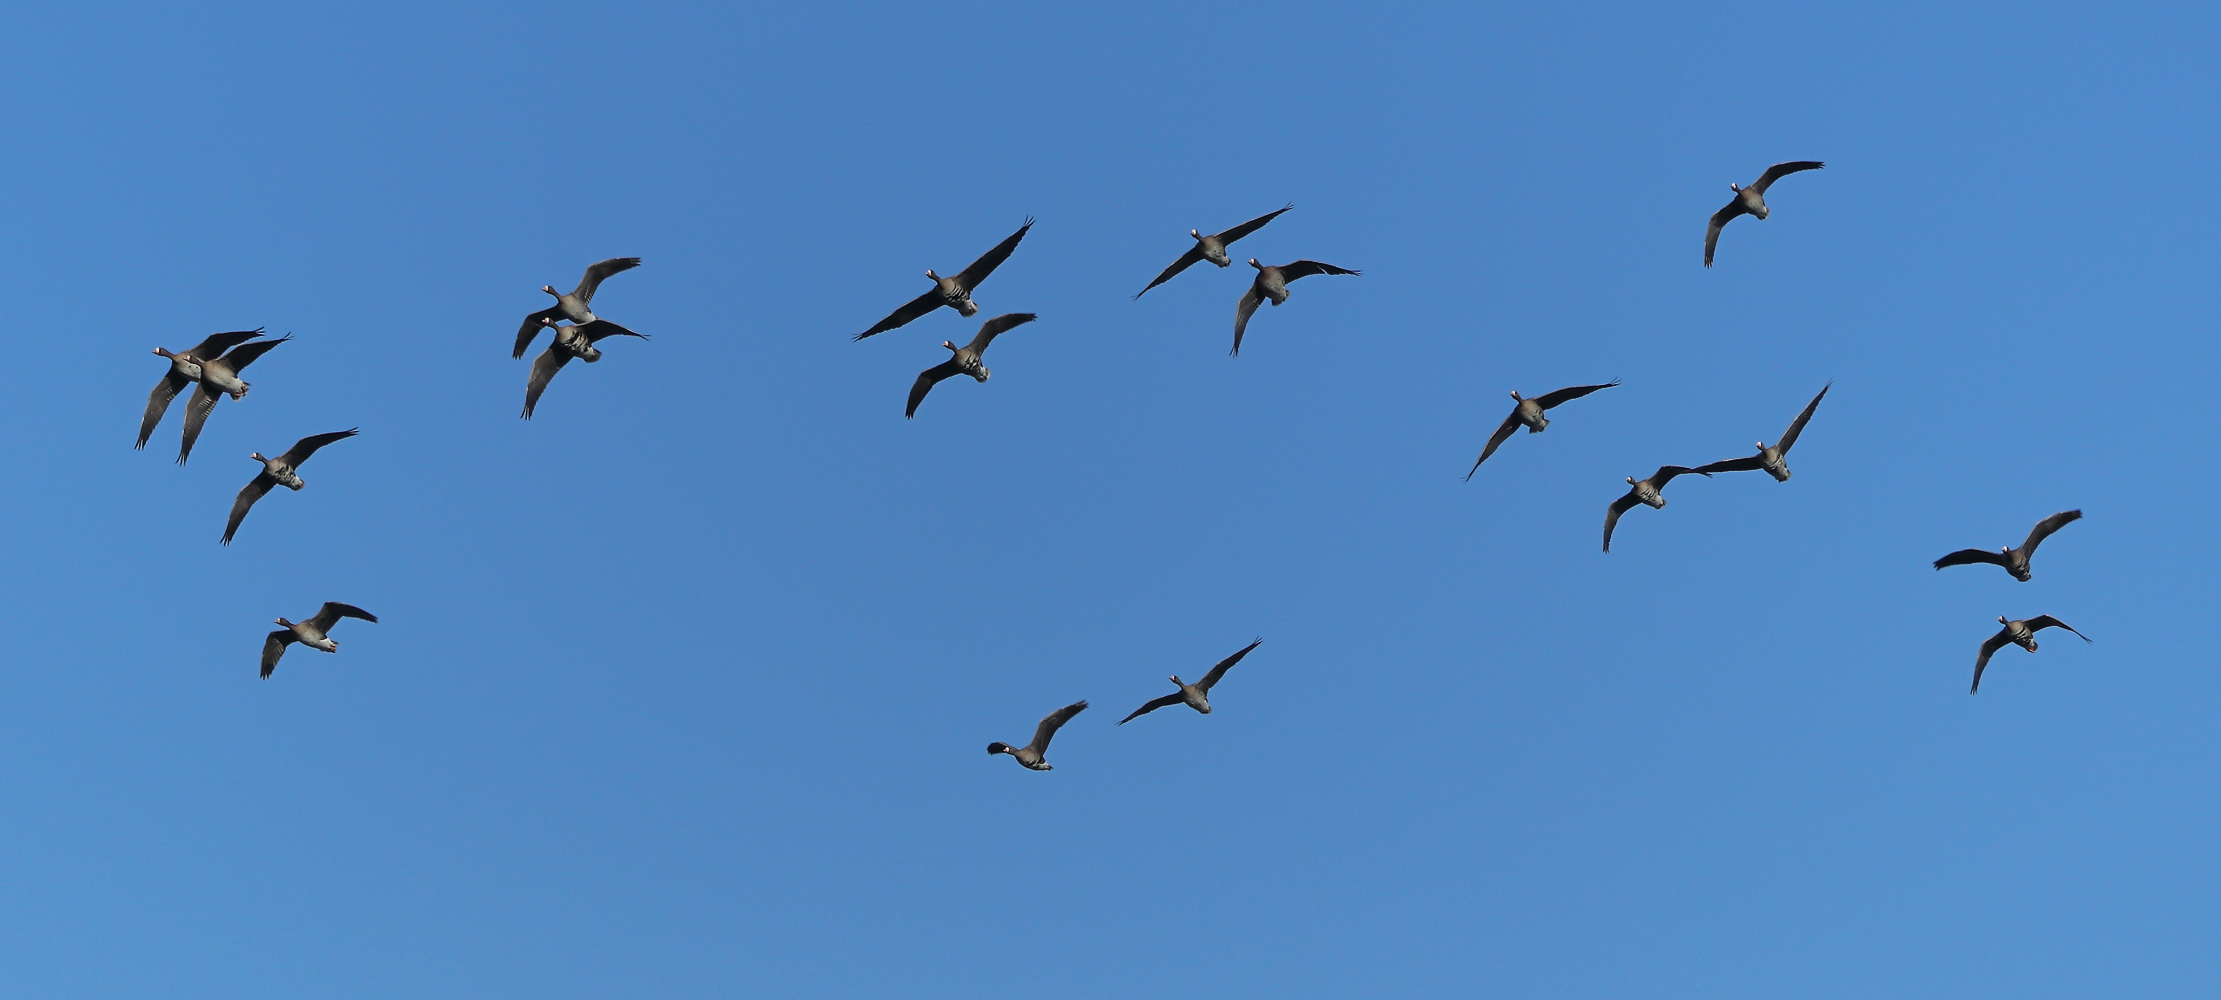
[856,218,1033,340]
[1133,204,1293,298]
[515,258,642,358]
[1465,381,1620,479]
[1603,466,1710,552]
[1232,258,1361,355]
[139,329,266,449]
[1933,510,2083,582]
[1972,614,2091,693]
[261,601,378,679]
[1704,160,1825,267]
[223,429,360,545]
[522,318,652,420]
[1117,639,1263,724]
[987,699,1088,771]
[1692,382,1831,481]
[906,312,1036,418]
[177,335,291,465]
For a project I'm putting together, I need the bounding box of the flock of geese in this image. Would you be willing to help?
[129,158,2091,760]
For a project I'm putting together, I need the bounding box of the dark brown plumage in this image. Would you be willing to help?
[905,313,1036,418]
[857,219,1033,340]
[1118,639,1262,724]
[1934,510,2082,582]
[1705,160,1825,267]
[1465,381,1619,479]
[223,429,360,545]
[1973,615,2091,693]
[1134,205,1292,298]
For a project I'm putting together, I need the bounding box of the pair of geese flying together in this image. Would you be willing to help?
[1933,509,2088,694]
[261,601,378,678]
[515,258,650,419]
[141,329,291,464]
[989,640,1263,771]
[852,221,1047,417]
[1129,204,1364,355]
[1604,383,1830,551]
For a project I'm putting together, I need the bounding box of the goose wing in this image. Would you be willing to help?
[1692,454,1766,475]
[1933,548,2012,571]
[185,329,266,360]
[1232,287,1262,356]
[277,428,359,469]
[1531,380,1620,410]
[2019,509,2083,558]
[1196,639,1263,693]
[1603,493,1641,553]
[1648,465,1703,489]
[1774,382,1831,454]
[571,257,641,304]
[906,359,964,418]
[1211,203,1294,245]
[307,602,378,632]
[2024,615,2090,643]
[580,318,648,344]
[223,472,279,545]
[522,346,573,420]
[515,307,562,358]
[1029,699,1088,753]
[1117,692,1186,725]
[1749,160,1825,195]
[1973,630,2012,693]
[1704,201,1746,267]
[951,217,1033,292]
[262,630,295,678]
[1465,412,1524,480]
[1134,245,1208,298]
[855,287,947,341]
[966,312,1036,354]
[177,385,220,465]
[139,372,192,449]
[1275,260,1361,282]
[218,334,292,372]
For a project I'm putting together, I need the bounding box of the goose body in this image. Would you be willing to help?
[177,335,291,464]
[1934,510,2082,582]
[1117,639,1262,724]
[1602,465,1709,552]
[262,601,378,678]
[988,700,1088,770]
[1232,258,1361,355]
[1693,382,1830,482]
[139,329,266,450]
[522,318,652,419]
[905,313,1036,417]
[857,219,1033,340]
[1972,614,2091,693]
[515,258,642,358]
[1134,204,1293,298]
[1704,160,1825,267]
[1466,381,1619,478]
[224,428,359,545]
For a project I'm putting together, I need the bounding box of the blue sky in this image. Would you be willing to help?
[2,1,2216,996]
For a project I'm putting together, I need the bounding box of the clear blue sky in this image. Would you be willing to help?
[2,2,2216,996]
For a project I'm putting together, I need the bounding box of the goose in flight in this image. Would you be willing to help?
[1118,639,1263,724]
[522,318,651,419]
[1603,466,1709,552]
[1704,160,1825,267]
[988,700,1088,770]
[223,429,360,545]
[1232,258,1361,355]
[1692,382,1830,481]
[1933,510,2083,582]
[856,218,1033,340]
[1465,381,1620,479]
[1973,615,2091,693]
[177,335,291,465]
[1133,204,1293,298]
[262,601,378,679]
[515,258,642,358]
[906,312,1036,418]
[139,329,267,450]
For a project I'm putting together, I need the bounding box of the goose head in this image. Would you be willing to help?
[541,285,561,298]
[1189,229,1204,240]
[942,340,960,354]
[274,617,293,629]
[1509,391,1524,401]
[925,269,943,282]
[251,451,269,464]
[1730,182,1742,193]
[1248,258,1264,271]
[1625,476,1638,486]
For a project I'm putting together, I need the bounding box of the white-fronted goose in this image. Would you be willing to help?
[1133,204,1293,298]
[1603,465,1710,552]
[1117,639,1262,725]
[905,312,1036,418]
[1232,258,1361,355]
[223,429,359,545]
[1934,510,2083,582]
[515,258,642,357]
[1704,160,1824,267]
[1692,382,1830,481]
[262,601,378,679]
[987,699,1088,771]
[139,329,266,450]
[1972,614,2091,693]
[522,318,651,420]
[1465,381,1620,479]
[177,335,291,465]
[856,218,1033,340]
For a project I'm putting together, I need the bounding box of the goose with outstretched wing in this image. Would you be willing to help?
[857,218,1033,340]
[1704,160,1825,267]
[1118,639,1264,724]
[178,335,291,465]
[988,700,1088,771]
[1692,382,1831,482]
[1973,615,2091,693]
[906,313,1036,418]
[516,258,642,358]
[1934,510,2082,582]
[1134,204,1293,298]
[1603,465,1709,553]
[139,329,266,450]
[223,429,360,545]
[262,602,379,679]
[1466,381,1620,478]
[1232,258,1361,355]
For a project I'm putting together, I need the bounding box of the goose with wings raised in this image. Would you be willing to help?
[1692,382,1830,482]
[515,258,643,358]
[139,329,266,450]
[1934,510,2082,582]
[1972,615,2091,694]
[522,318,651,420]
[1133,204,1292,298]
[1117,639,1263,724]
[987,700,1088,771]
[1603,465,1709,553]
[905,312,1036,418]
[1232,258,1361,355]
[262,602,379,679]
[177,335,291,465]
[856,218,1033,340]
[223,428,359,545]
[1704,160,1825,267]
[1465,381,1619,479]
